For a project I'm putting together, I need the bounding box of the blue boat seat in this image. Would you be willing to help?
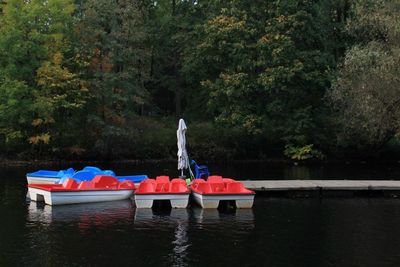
[191,160,210,179]
[72,171,97,181]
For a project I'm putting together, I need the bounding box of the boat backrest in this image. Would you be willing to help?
[58,168,75,177]
[137,179,156,193]
[226,182,247,193]
[170,179,188,193]
[207,176,223,183]
[83,166,102,173]
[171,178,185,184]
[91,175,119,188]
[118,180,136,190]
[77,181,93,190]
[210,182,225,193]
[156,182,170,192]
[62,178,79,189]
[171,182,187,193]
[190,179,204,190]
[73,171,96,181]
[142,179,156,185]
[156,176,170,183]
[103,170,116,176]
[196,182,212,194]
[191,179,205,184]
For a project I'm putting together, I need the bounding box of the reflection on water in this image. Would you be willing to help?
[5,164,400,266]
[191,207,255,230]
[27,200,134,227]
[171,221,189,267]
[135,208,190,267]
[134,208,189,224]
[133,207,254,267]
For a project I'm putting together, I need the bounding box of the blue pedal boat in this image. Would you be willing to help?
[26,168,75,184]
[26,166,148,185]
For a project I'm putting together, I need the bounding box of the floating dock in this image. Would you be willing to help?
[241,180,400,197]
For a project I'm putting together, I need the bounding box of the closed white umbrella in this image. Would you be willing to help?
[177,118,189,177]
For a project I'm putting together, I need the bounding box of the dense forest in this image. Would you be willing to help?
[0,0,399,161]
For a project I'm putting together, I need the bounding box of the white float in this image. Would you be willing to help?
[134,176,190,209]
[190,176,255,209]
[191,192,255,209]
[28,187,134,206]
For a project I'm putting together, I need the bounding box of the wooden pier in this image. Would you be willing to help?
[241,180,400,197]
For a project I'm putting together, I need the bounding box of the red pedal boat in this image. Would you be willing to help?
[28,175,136,206]
[134,176,190,208]
[191,176,255,208]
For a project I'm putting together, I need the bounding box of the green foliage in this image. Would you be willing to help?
[284,144,324,160]
[0,77,32,151]
[0,0,398,160]
[329,0,400,153]
[0,0,87,156]
[183,0,346,149]
[77,0,152,157]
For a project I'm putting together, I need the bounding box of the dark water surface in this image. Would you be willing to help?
[2,163,400,266]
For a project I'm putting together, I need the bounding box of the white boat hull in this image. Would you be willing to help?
[28,187,134,205]
[134,194,189,208]
[26,176,60,184]
[191,192,255,209]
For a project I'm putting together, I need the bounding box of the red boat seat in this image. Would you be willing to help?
[210,182,225,193]
[171,178,185,184]
[62,178,79,189]
[171,183,187,193]
[91,175,119,189]
[142,179,156,185]
[156,176,170,183]
[156,182,170,192]
[190,179,204,190]
[78,181,92,190]
[223,178,235,183]
[118,180,136,190]
[136,177,189,194]
[207,176,223,183]
[226,182,248,193]
[196,182,212,194]
[171,179,188,193]
[137,180,156,193]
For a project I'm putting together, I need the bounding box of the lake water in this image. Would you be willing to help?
[1,162,400,266]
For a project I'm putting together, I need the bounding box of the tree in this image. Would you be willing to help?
[147,0,207,117]
[183,0,345,150]
[0,0,84,155]
[32,52,88,152]
[77,0,151,157]
[0,78,32,152]
[329,0,400,153]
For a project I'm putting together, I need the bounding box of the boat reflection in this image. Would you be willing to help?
[134,208,190,267]
[191,207,255,229]
[27,200,135,227]
[134,208,189,225]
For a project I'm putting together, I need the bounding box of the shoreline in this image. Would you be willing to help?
[1,157,400,167]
